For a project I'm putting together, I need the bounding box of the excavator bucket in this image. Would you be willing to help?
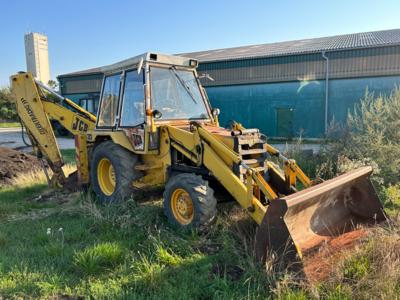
[255,166,386,264]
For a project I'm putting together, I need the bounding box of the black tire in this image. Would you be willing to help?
[90,141,141,203]
[163,173,217,229]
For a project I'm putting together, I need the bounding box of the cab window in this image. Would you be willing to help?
[120,71,145,127]
[98,74,121,127]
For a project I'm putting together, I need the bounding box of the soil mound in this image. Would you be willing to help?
[302,228,367,283]
[0,147,42,185]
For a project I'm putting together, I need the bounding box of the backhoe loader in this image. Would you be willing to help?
[10,52,385,266]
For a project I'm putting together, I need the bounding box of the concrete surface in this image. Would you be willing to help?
[0,127,75,150]
[271,143,321,154]
[0,127,321,154]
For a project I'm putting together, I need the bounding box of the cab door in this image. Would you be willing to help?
[97,73,122,129]
[119,70,145,128]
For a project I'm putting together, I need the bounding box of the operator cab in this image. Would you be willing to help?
[96,52,213,129]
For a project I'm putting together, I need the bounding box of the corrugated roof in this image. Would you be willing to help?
[58,66,103,78]
[179,29,400,62]
[58,29,400,78]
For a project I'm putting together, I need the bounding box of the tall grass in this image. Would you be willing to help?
[8,163,76,188]
[313,220,400,299]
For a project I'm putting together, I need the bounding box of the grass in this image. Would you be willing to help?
[0,122,20,128]
[0,155,399,298]
[315,224,400,299]
[73,242,124,275]
[0,172,284,299]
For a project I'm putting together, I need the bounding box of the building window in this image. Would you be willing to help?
[98,74,121,127]
[120,71,145,127]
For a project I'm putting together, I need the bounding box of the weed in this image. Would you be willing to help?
[382,184,400,216]
[314,222,400,299]
[342,255,371,281]
[73,242,124,275]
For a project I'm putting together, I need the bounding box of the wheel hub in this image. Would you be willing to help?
[97,158,116,196]
[171,188,194,225]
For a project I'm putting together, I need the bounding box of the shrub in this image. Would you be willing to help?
[381,184,400,216]
[73,242,124,275]
[318,88,400,187]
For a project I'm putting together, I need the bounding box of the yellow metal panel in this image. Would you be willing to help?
[167,126,196,149]
[166,126,201,162]
[42,102,95,134]
[11,73,63,168]
[91,131,135,152]
[111,132,135,152]
[133,127,171,187]
[197,126,240,166]
[202,143,266,224]
[74,135,90,184]
[253,172,278,200]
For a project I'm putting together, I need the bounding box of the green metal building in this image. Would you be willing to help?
[57,29,400,138]
[57,67,103,114]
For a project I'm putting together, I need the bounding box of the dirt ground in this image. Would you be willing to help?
[302,228,368,283]
[0,146,42,185]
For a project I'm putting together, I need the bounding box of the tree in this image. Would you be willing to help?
[47,80,58,91]
[0,87,17,121]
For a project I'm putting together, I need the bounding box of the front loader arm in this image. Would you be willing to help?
[166,122,316,225]
[167,123,278,224]
[265,143,312,188]
[10,72,96,186]
[167,122,384,262]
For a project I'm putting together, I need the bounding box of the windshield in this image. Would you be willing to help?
[150,67,209,120]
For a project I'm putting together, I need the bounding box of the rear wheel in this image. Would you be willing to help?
[163,173,217,229]
[91,141,141,202]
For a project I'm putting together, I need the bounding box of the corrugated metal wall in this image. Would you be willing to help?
[206,75,400,138]
[198,46,400,86]
[56,45,400,139]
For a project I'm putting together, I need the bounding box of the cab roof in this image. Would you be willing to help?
[100,52,198,74]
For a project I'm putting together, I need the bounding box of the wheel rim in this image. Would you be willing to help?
[171,188,194,225]
[97,158,116,196]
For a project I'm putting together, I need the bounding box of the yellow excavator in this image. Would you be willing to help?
[10,52,385,265]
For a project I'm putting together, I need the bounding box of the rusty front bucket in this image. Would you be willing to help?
[255,166,386,263]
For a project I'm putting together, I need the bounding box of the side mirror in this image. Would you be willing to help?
[199,73,215,81]
[152,109,162,119]
[212,108,220,117]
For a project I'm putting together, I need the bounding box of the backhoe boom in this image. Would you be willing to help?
[11,72,96,186]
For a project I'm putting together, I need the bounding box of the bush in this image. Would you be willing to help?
[381,184,400,217]
[318,88,400,187]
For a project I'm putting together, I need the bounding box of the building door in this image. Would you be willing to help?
[276,108,294,138]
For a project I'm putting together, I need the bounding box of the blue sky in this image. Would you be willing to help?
[1,0,400,87]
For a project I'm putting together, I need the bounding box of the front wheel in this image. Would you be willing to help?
[90,141,141,202]
[163,173,217,229]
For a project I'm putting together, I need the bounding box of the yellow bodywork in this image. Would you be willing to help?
[10,72,312,226]
[11,56,384,264]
